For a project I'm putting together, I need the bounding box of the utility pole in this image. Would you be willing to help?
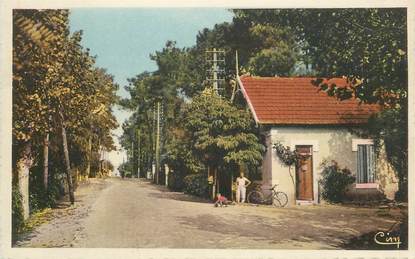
[152,104,156,181]
[160,102,164,184]
[155,101,161,184]
[235,50,239,76]
[205,48,225,198]
[205,48,225,94]
[137,128,141,178]
[131,140,134,177]
[231,50,240,103]
[212,49,218,91]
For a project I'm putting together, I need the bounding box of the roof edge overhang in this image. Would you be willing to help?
[237,75,259,124]
[257,122,369,127]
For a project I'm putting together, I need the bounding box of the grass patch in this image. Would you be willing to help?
[21,208,54,233]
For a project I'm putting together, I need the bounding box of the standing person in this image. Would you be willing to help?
[235,172,251,203]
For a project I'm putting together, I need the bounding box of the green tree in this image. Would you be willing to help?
[164,126,204,190]
[247,24,298,76]
[13,9,71,217]
[182,88,263,179]
[120,42,195,179]
[13,9,119,222]
[233,8,407,105]
[119,72,159,177]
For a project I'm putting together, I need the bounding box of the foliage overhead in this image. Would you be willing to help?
[233,8,407,107]
[13,9,118,153]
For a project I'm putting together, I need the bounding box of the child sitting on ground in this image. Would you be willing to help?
[214,193,231,207]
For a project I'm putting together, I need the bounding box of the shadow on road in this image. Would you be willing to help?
[175,208,407,249]
[134,179,212,204]
[146,189,212,204]
[123,178,408,250]
[175,213,348,249]
[339,220,408,250]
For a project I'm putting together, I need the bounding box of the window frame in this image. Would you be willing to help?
[352,139,378,189]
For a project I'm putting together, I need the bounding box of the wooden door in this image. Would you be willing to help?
[296,145,313,200]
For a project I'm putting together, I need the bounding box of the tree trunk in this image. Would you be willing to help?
[230,170,234,201]
[16,142,32,220]
[132,140,136,178]
[98,138,101,177]
[230,80,237,103]
[86,136,91,178]
[211,166,218,200]
[215,168,219,196]
[43,134,49,190]
[60,111,75,204]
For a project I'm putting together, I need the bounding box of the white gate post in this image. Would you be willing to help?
[164,164,169,187]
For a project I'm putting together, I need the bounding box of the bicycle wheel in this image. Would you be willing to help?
[247,191,264,204]
[272,192,288,207]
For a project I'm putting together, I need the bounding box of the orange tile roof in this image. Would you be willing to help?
[238,75,379,125]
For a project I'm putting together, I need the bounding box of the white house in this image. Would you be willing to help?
[238,75,398,205]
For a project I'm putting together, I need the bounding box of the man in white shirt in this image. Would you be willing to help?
[235,172,251,203]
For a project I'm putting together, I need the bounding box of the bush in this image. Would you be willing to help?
[319,161,355,203]
[29,167,65,213]
[168,170,186,191]
[12,184,24,242]
[183,173,209,198]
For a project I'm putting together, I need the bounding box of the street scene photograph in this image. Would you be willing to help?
[9,6,408,251]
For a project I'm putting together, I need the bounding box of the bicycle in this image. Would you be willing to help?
[247,184,288,207]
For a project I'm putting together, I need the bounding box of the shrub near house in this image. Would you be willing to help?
[319,161,355,203]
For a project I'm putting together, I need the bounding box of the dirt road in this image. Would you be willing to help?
[16,177,402,249]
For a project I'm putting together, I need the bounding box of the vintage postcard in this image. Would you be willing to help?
[0,0,413,258]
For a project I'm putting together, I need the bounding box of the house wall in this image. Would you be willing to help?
[377,143,399,199]
[260,126,398,205]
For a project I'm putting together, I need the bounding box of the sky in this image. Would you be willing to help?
[68,8,234,175]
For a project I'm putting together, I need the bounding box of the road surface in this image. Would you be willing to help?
[16,177,402,249]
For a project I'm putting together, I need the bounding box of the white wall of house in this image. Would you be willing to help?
[260,126,398,205]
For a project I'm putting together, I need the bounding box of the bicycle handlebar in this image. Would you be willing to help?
[267,184,278,191]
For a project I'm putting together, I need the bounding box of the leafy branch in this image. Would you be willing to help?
[273,141,306,186]
[273,141,301,166]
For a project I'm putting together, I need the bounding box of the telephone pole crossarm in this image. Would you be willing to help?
[205,48,226,94]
